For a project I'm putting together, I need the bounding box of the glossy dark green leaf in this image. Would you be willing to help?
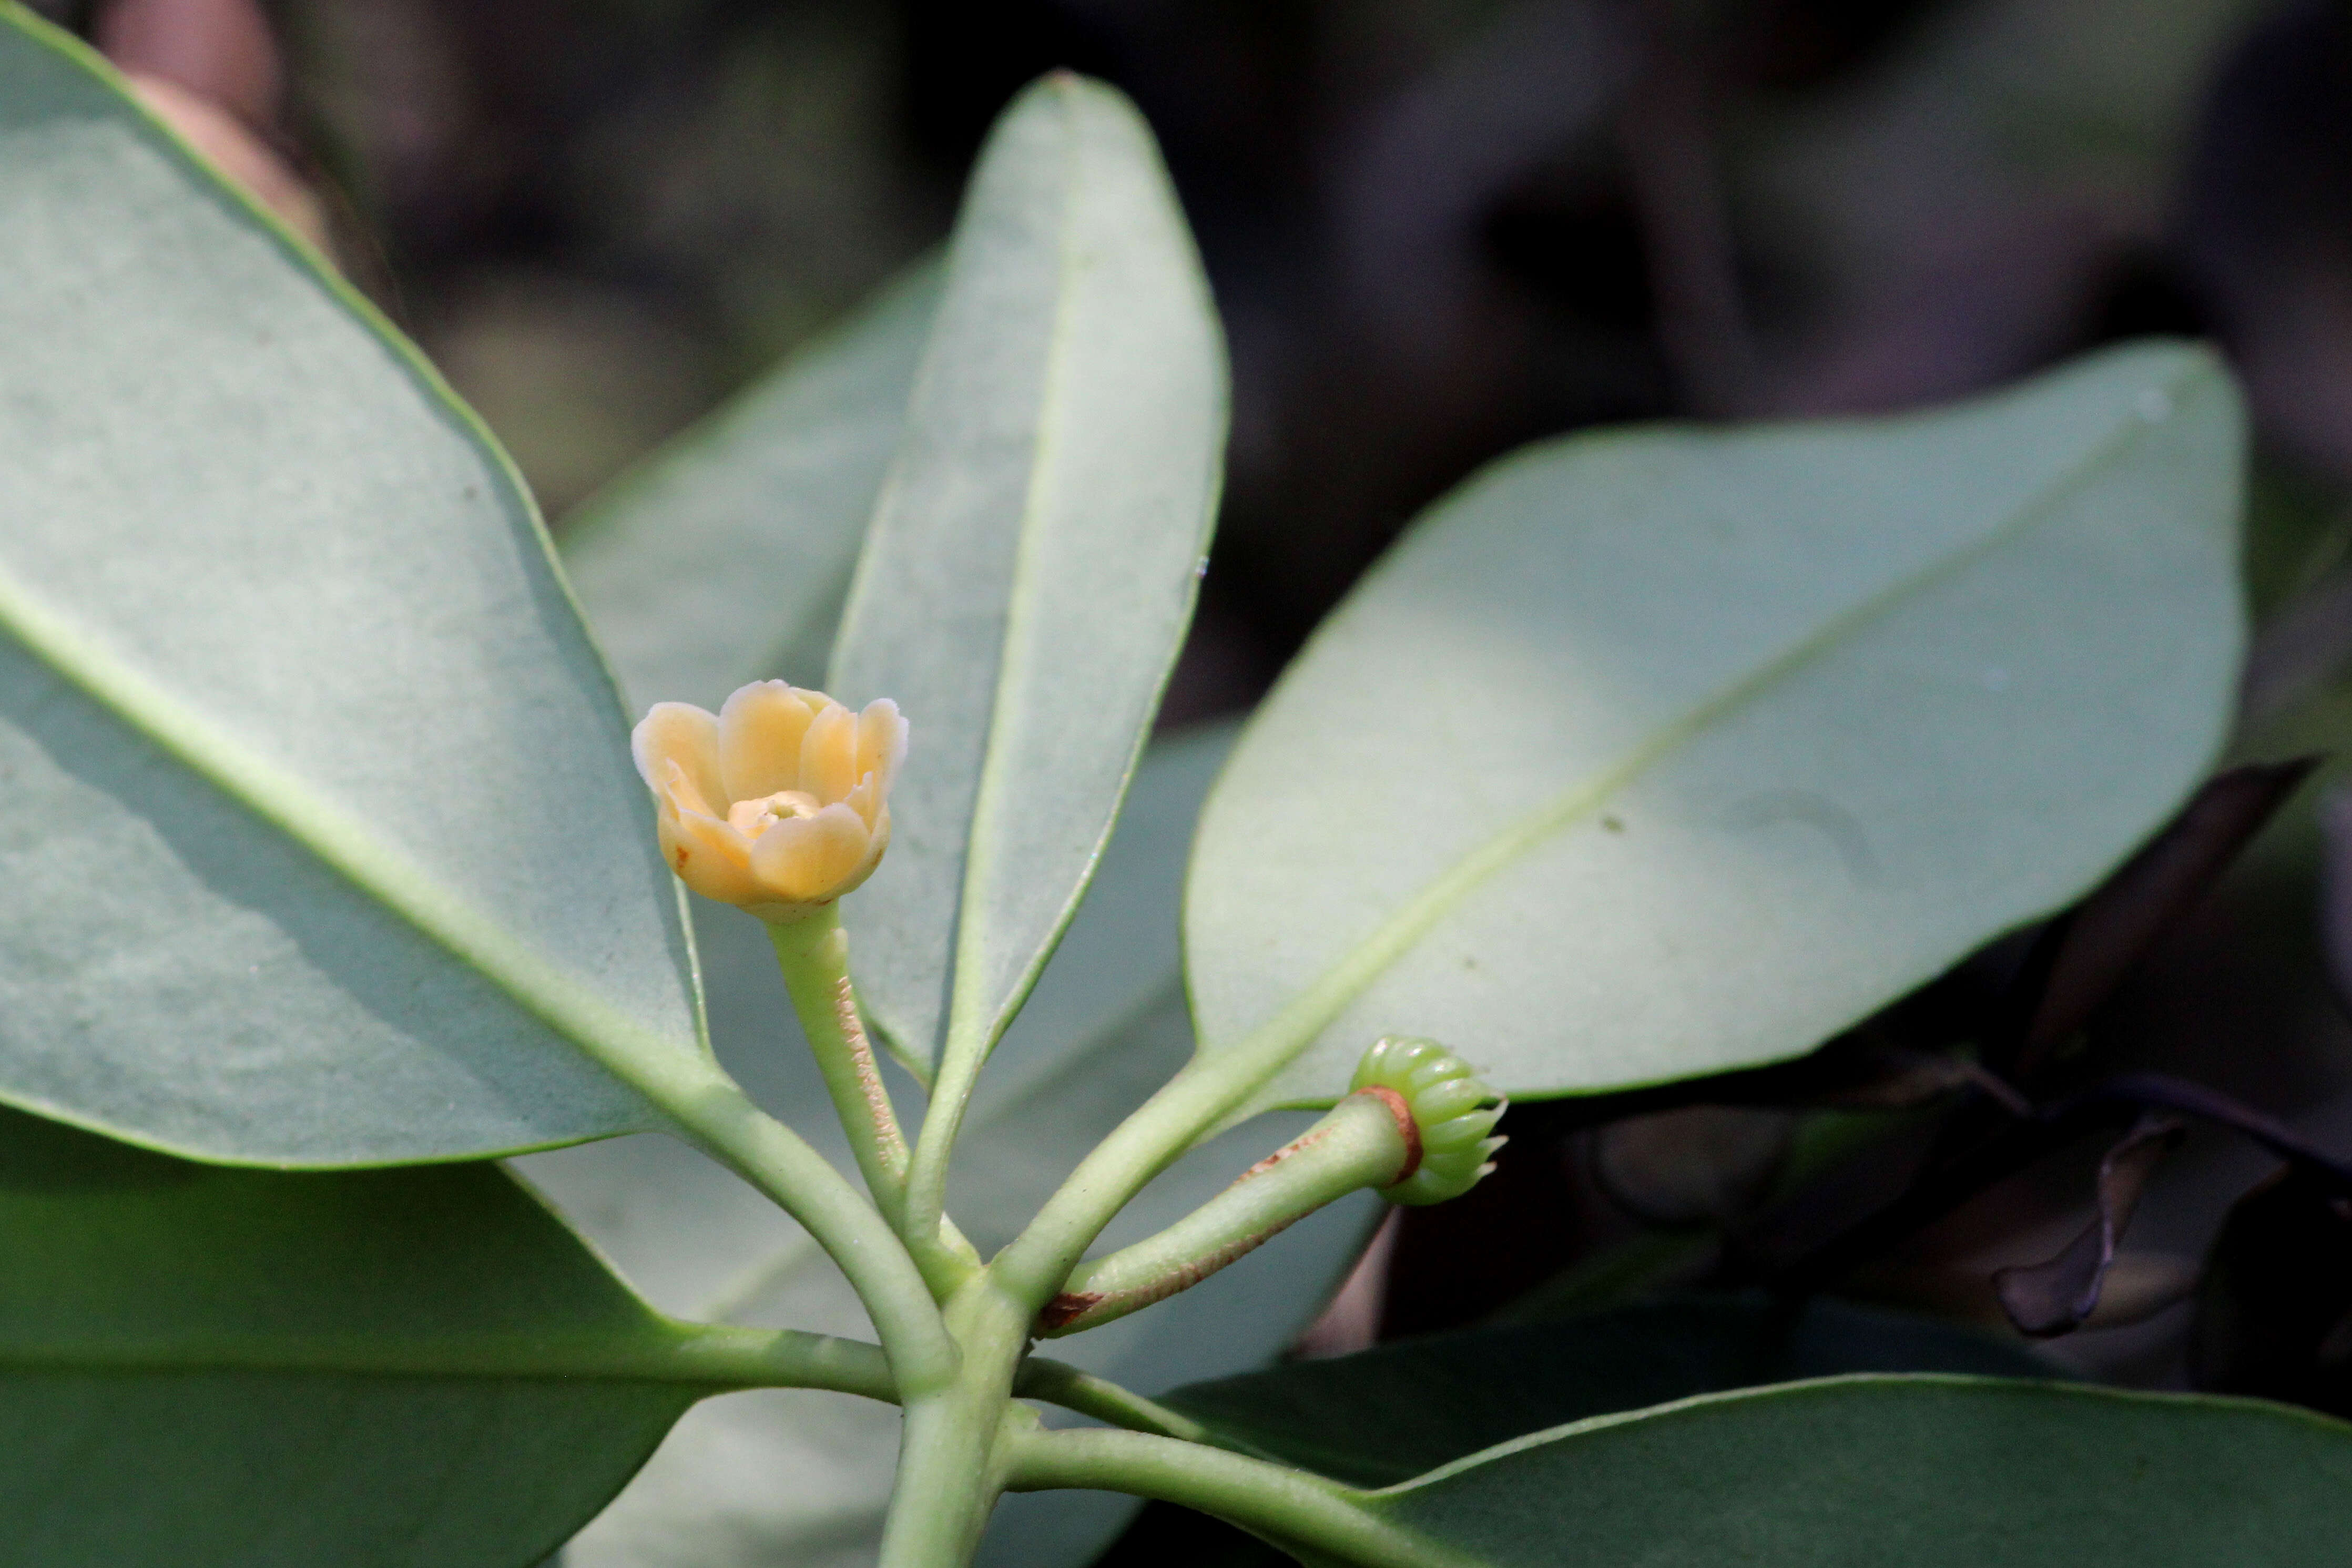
[561,262,941,712]
[1162,1295,2053,1488]
[1371,1378,2352,1566]
[0,1103,701,1567]
[0,10,701,1164]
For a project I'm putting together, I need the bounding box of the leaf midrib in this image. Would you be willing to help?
[943,77,1099,1075]
[1367,1372,2349,1500]
[0,1322,826,1390]
[0,561,707,1123]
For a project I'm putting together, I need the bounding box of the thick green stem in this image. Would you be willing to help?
[1037,1092,1410,1336]
[1005,1428,1477,1568]
[877,1279,1034,1568]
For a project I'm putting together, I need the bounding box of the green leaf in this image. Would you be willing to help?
[829,73,1227,1076]
[532,732,1369,1568]
[1369,1377,2352,1566]
[1160,1295,2054,1489]
[559,262,942,714]
[1187,341,2244,1113]
[0,1101,701,1567]
[0,11,702,1163]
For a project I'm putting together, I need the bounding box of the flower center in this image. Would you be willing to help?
[727,789,823,838]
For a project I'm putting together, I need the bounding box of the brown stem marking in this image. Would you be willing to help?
[1357,1084,1422,1186]
[836,973,908,1178]
[1037,1089,1419,1334]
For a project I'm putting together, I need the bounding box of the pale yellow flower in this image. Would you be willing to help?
[632,681,907,923]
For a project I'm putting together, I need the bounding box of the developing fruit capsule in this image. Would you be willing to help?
[1350,1036,1507,1205]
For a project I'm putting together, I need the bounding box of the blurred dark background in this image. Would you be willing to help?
[46,0,2352,716]
[46,0,2352,1496]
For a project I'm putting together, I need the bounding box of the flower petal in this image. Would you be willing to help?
[658,802,762,904]
[843,776,880,829]
[657,759,721,819]
[719,680,819,805]
[854,698,909,795]
[748,802,872,903]
[632,702,724,807]
[799,698,861,805]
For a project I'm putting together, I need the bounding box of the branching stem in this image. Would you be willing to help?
[672,905,1432,1565]
[652,1068,959,1394]
[1038,1092,1409,1335]
[878,1280,1033,1568]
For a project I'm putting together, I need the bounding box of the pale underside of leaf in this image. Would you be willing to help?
[830,74,1227,1081]
[0,12,704,1164]
[1188,341,2244,1118]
